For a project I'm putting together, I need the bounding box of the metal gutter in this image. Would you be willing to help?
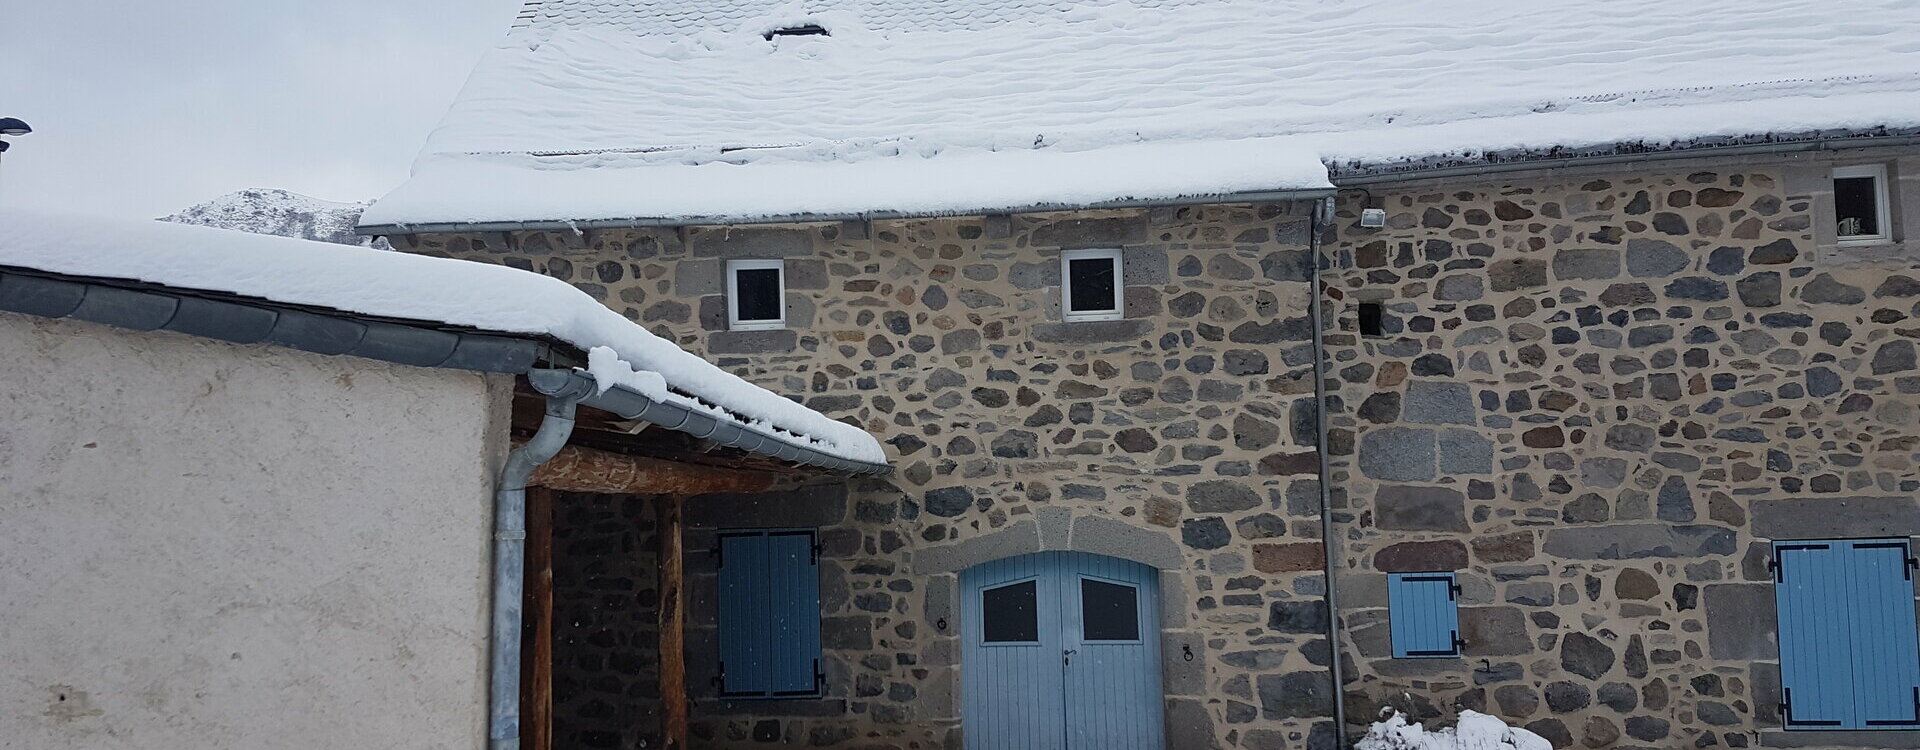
[531,368,893,476]
[1307,197,1350,748]
[355,187,1337,236]
[0,267,548,373]
[1332,133,1920,187]
[487,370,593,750]
[0,265,889,476]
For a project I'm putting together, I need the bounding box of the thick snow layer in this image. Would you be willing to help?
[366,0,1920,226]
[1358,710,1554,750]
[0,210,886,466]
[362,137,1330,227]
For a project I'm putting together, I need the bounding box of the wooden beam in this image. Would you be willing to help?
[520,487,555,750]
[657,495,688,750]
[521,443,778,496]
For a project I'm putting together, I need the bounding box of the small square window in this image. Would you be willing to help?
[727,259,785,331]
[1388,572,1461,658]
[1061,248,1123,322]
[1833,164,1891,246]
[1358,302,1385,337]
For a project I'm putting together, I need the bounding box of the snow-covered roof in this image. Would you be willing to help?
[0,210,887,469]
[365,0,1920,229]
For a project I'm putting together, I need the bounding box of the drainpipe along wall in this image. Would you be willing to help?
[1309,196,1352,748]
[489,373,593,750]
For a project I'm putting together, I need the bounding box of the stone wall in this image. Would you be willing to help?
[1324,152,1920,749]
[550,492,662,750]
[404,205,1338,749]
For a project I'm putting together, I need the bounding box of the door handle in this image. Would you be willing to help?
[1063,649,1077,666]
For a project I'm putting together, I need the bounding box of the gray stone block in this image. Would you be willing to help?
[1030,215,1149,248]
[1752,496,1920,539]
[1165,697,1220,750]
[1036,506,1072,549]
[1403,381,1476,425]
[1123,245,1170,285]
[1553,248,1621,280]
[784,258,829,290]
[1460,606,1531,656]
[1438,429,1493,474]
[1705,583,1778,660]
[1032,319,1153,344]
[1359,427,1436,481]
[674,258,724,295]
[1541,524,1738,559]
[708,329,797,354]
[1162,631,1206,696]
[1376,484,1469,532]
[914,521,1039,574]
[1625,238,1689,277]
[1074,513,1184,569]
[687,226,815,258]
[924,574,957,637]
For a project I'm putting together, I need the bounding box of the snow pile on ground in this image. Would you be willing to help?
[1358,710,1553,750]
[163,188,388,250]
[364,0,1920,227]
[0,210,886,467]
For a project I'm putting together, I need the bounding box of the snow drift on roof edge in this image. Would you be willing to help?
[0,210,886,466]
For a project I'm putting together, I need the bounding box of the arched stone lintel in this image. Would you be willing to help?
[913,507,1185,574]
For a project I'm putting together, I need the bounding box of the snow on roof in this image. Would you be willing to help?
[367,0,1920,228]
[0,210,886,466]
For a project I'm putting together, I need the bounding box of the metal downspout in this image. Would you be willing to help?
[1309,196,1351,749]
[489,371,594,750]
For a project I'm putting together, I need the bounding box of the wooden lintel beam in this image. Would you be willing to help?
[658,495,689,750]
[520,442,777,496]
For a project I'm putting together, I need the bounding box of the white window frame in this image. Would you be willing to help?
[1060,248,1124,322]
[1833,164,1892,246]
[726,259,786,331]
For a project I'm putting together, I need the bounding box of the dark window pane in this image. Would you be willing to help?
[734,267,782,321]
[982,581,1038,642]
[1067,257,1117,313]
[1080,579,1139,641]
[1358,302,1384,337]
[1835,176,1880,237]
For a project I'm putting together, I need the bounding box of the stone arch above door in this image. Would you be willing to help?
[914,507,1185,574]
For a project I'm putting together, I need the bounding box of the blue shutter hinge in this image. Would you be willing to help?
[1907,555,1918,581]
[1449,581,1460,600]
[812,541,822,565]
[1451,632,1466,654]
[813,658,826,692]
[1768,549,1784,583]
[714,541,725,568]
[715,661,726,689]
[1781,687,1793,725]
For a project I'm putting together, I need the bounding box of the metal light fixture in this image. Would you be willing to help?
[0,117,31,190]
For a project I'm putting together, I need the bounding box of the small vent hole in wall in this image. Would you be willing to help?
[764,24,829,40]
[1358,302,1384,337]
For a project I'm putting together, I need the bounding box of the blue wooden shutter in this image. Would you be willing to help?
[717,530,822,698]
[766,531,823,695]
[1388,573,1460,658]
[1775,539,1920,729]
[1843,541,1920,728]
[1774,542,1855,727]
[718,533,772,696]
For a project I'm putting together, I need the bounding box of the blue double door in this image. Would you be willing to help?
[961,552,1165,750]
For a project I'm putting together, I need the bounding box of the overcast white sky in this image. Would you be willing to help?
[0,0,527,218]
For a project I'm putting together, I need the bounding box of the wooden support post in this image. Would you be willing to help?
[658,495,688,750]
[521,488,555,750]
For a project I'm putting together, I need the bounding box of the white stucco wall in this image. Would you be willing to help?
[0,312,512,749]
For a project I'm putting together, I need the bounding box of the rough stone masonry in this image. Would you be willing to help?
[394,145,1920,750]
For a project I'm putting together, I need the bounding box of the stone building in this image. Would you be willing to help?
[357,1,1920,749]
